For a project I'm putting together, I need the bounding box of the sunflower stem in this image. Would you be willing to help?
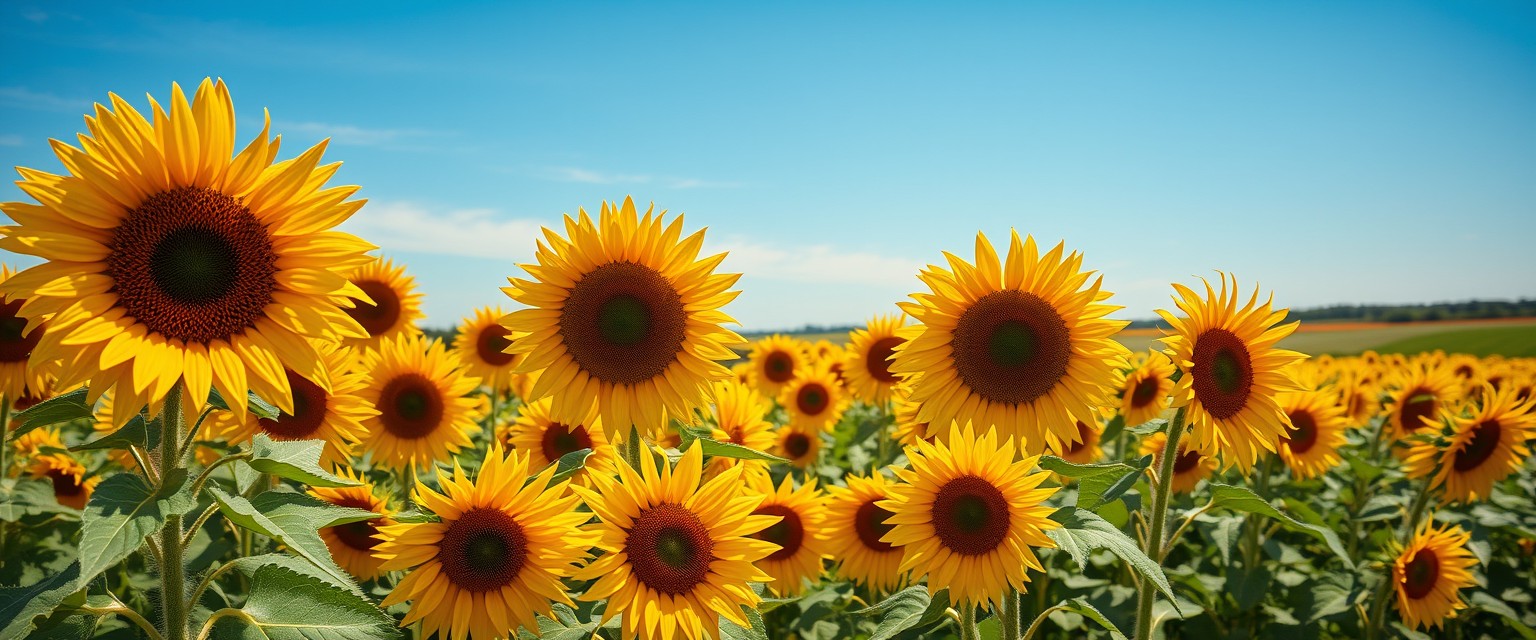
[484,389,500,449]
[1132,405,1186,640]
[959,603,981,640]
[1001,587,1021,640]
[158,384,190,640]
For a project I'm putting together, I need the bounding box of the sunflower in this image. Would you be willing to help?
[779,363,848,432]
[222,341,372,467]
[891,232,1130,455]
[843,315,908,405]
[501,198,744,437]
[1121,350,1175,428]
[376,445,595,640]
[1276,385,1348,480]
[571,444,777,640]
[705,380,776,481]
[1338,367,1380,426]
[1139,431,1216,494]
[0,79,374,425]
[730,361,753,387]
[1055,418,1104,465]
[892,389,934,448]
[10,426,64,474]
[341,256,423,354]
[1392,519,1478,631]
[452,306,522,394]
[774,425,823,469]
[0,265,50,402]
[310,468,396,580]
[357,335,481,472]
[498,396,614,487]
[748,335,808,398]
[1158,273,1307,470]
[27,451,100,509]
[824,472,905,592]
[747,474,830,596]
[1386,364,1460,440]
[1404,384,1536,504]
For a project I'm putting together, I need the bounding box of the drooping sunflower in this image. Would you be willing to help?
[0,264,50,402]
[1392,519,1478,631]
[310,467,396,581]
[572,444,777,640]
[376,446,596,640]
[891,232,1130,455]
[1121,350,1176,428]
[1055,418,1103,465]
[1158,273,1307,470]
[779,363,848,432]
[452,306,522,394]
[705,380,776,481]
[27,451,100,510]
[843,315,907,404]
[357,335,482,472]
[1404,384,1536,504]
[747,474,831,596]
[341,256,423,354]
[501,198,744,437]
[0,79,374,425]
[1386,364,1461,440]
[748,334,808,398]
[223,341,372,468]
[881,424,1058,609]
[774,425,823,469]
[1276,385,1348,480]
[823,472,906,592]
[1139,431,1217,494]
[498,396,614,487]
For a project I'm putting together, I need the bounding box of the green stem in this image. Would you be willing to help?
[874,400,890,471]
[1002,588,1021,640]
[1133,406,1187,640]
[485,390,500,447]
[959,603,981,640]
[1021,604,1071,640]
[159,384,189,640]
[1242,456,1277,571]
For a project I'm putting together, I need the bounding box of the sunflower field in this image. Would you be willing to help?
[2,79,1535,640]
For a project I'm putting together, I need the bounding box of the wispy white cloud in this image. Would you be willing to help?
[538,166,742,190]
[0,135,22,147]
[0,86,88,112]
[276,121,437,148]
[338,201,544,261]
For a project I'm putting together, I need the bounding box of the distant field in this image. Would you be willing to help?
[1371,324,1536,358]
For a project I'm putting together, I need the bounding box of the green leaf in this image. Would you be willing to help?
[1052,598,1127,640]
[679,426,789,464]
[1128,417,1167,436]
[246,434,358,488]
[1297,572,1361,625]
[205,563,399,640]
[78,469,197,582]
[8,388,92,441]
[1224,565,1271,611]
[70,414,156,453]
[1038,455,1149,511]
[207,388,280,420]
[1046,508,1180,612]
[1204,483,1353,568]
[719,604,769,640]
[1355,494,1404,522]
[526,448,592,488]
[1100,414,1126,443]
[1468,591,1536,638]
[0,479,75,521]
[209,488,376,588]
[0,562,80,640]
[1212,516,1243,566]
[229,553,364,598]
[854,586,949,640]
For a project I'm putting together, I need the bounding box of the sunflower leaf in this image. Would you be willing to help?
[1038,455,1149,511]
[525,603,599,640]
[1204,483,1354,568]
[8,388,92,441]
[1128,418,1168,436]
[207,388,281,420]
[1046,507,1181,613]
[1100,414,1126,442]
[1468,591,1536,638]
[528,447,592,487]
[246,434,358,488]
[0,561,81,640]
[719,603,770,640]
[204,563,400,640]
[0,478,76,521]
[854,585,949,640]
[70,414,157,453]
[78,469,197,583]
[1053,598,1127,640]
[229,553,364,598]
[698,438,789,464]
[208,487,376,589]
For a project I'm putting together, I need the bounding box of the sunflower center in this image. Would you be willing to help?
[1189,329,1254,420]
[48,469,84,498]
[258,369,329,440]
[1402,548,1440,599]
[796,383,830,416]
[764,351,795,383]
[626,503,714,595]
[1065,421,1093,454]
[752,505,805,561]
[439,507,529,592]
[1130,376,1161,409]
[1399,387,1437,433]
[346,279,403,338]
[559,262,686,386]
[853,499,897,552]
[475,324,516,366]
[1173,448,1203,474]
[866,337,905,383]
[1453,419,1502,472]
[332,519,382,552]
[784,432,812,459]
[0,299,43,363]
[1284,410,1319,454]
[931,475,1011,556]
[539,423,594,462]
[950,290,1071,405]
[377,373,444,439]
[106,187,278,343]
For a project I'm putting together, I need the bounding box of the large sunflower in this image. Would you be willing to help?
[571,444,777,640]
[498,396,614,487]
[1120,350,1176,428]
[891,232,1130,455]
[881,424,1057,609]
[747,334,808,398]
[843,315,907,404]
[778,362,848,432]
[501,197,744,436]
[376,446,595,640]
[1392,519,1478,631]
[1386,364,1460,440]
[0,79,373,424]
[310,467,396,581]
[341,256,423,354]
[747,474,830,596]
[1404,384,1536,504]
[452,306,521,394]
[223,341,372,467]
[705,380,776,481]
[1158,274,1306,470]
[1139,431,1217,494]
[0,264,50,402]
[1276,385,1347,480]
[357,335,481,471]
[824,472,906,592]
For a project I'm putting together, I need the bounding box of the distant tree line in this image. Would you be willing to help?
[1126,298,1536,329]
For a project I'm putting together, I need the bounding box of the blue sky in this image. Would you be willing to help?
[3,1,1534,331]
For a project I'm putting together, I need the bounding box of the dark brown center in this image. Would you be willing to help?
[949,290,1071,405]
[1402,548,1439,599]
[559,262,686,385]
[931,475,1010,556]
[626,503,714,595]
[853,499,897,552]
[796,382,830,416]
[258,369,329,440]
[1453,419,1502,472]
[376,373,444,439]
[784,432,812,459]
[475,323,516,366]
[1189,329,1253,420]
[1065,421,1094,454]
[866,336,904,383]
[1399,387,1437,433]
[751,504,804,561]
[0,299,42,363]
[438,507,529,592]
[764,351,795,383]
[1284,410,1319,455]
[1130,375,1161,409]
[1173,448,1203,474]
[346,279,403,338]
[48,468,84,498]
[539,423,594,463]
[327,497,383,552]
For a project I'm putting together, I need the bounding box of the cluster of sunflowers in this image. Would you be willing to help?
[1,79,1534,640]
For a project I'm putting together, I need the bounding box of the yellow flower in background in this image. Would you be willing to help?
[892,231,1130,455]
[499,396,613,487]
[892,388,934,448]
[843,315,907,405]
[1054,418,1103,465]
[452,306,521,394]
[0,79,373,424]
[823,472,905,592]
[0,264,52,402]
[747,474,831,596]
[748,334,809,399]
[1386,363,1460,440]
[501,197,744,437]
[342,256,424,354]
[778,362,848,432]
[357,335,481,471]
[705,380,775,481]
[27,450,101,509]
[774,425,823,469]
[1120,350,1175,428]
[1392,519,1478,631]
[1276,385,1348,480]
[310,468,396,581]
[1140,431,1216,494]
[224,341,373,468]
[1405,384,1536,504]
